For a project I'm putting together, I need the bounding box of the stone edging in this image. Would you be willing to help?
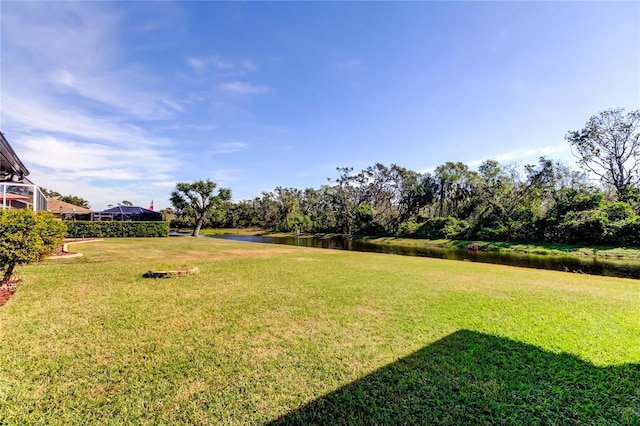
[48,239,105,260]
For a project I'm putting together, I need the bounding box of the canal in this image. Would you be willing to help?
[202,234,640,280]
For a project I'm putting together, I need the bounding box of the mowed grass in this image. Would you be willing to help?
[0,238,639,425]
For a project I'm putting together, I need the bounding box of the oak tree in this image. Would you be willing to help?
[566,108,640,201]
[170,180,231,236]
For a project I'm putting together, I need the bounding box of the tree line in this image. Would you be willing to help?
[170,108,640,245]
[41,188,91,209]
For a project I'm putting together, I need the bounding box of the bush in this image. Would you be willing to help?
[548,191,605,223]
[469,223,508,242]
[415,217,468,239]
[556,209,608,244]
[397,220,422,237]
[615,216,640,246]
[66,221,170,238]
[0,210,67,283]
[604,201,634,221]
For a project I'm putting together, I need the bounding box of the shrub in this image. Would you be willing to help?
[616,217,640,246]
[415,217,467,239]
[470,223,508,242]
[604,201,634,221]
[397,220,421,237]
[557,209,608,244]
[66,221,170,238]
[0,210,67,283]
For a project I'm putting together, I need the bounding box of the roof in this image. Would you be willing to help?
[0,132,29,180]
[47,198,93,214]
[101,206,158,215]
[98,205,163,221]
[2,193,30,201]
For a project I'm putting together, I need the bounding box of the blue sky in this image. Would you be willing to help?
[1,1,638,211]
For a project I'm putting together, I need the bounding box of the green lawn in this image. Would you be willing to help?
[1,238,639,425]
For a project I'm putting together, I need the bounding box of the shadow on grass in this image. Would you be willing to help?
[267,330,639,425]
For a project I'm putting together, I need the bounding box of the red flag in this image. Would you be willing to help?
[149,200,154,211]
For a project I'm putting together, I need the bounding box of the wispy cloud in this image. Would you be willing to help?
[187,57,206,71]
[220,81,271,95]
[48,67,182,120]
[17,135,175,181]
[186,55,256,74]
[16,134,177,209]
[3,3,179,121]
[416,144,571,174]
[0,2,183,209]
[210,142,249,154]
[211,169,244,183]
[493,144,569,162]
[2,94,172,148]
[467,143,570,167]
[163,123,218,131]
[152,181,179,188]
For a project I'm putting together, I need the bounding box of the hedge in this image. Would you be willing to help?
[65,221,170,238]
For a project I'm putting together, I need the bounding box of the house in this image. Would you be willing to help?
[46,198,92,220]
[0,132,46,212]
[93,205,162,221]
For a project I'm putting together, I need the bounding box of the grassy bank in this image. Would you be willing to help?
[1,238,639,424]
[179,227,264,236]
[347,235,640,261]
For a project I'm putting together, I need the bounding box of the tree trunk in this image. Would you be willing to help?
[192,216,205,236]
[2,263,15,285]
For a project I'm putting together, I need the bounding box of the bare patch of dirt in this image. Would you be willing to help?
[0,278,21,308]
[49,246,77,258]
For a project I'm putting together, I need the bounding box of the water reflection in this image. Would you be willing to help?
[205,234,640,280]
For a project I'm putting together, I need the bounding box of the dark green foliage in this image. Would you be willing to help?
[470,222,509,242]
[224,118,640,245]
[565,192,605,213]
[618,217,640,246]
[566,108,640,201]
[222,200,261,228]
[169,214,194,230]
[244,160,633,245]
[41,188,91,208]
[413,216,467,239]
[396,220,421,237]
[170,180,231,236]
[434,162,476,218]
[557,209,609,244]
[604,201,633,221]
[59,196,90,209]
[0,210,67,283]
[66,221,169,238]
[240,159,640,245]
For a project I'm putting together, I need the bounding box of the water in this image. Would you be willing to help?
[195,234,640,279]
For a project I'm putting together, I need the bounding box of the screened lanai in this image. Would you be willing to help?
[0,132,47,212]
